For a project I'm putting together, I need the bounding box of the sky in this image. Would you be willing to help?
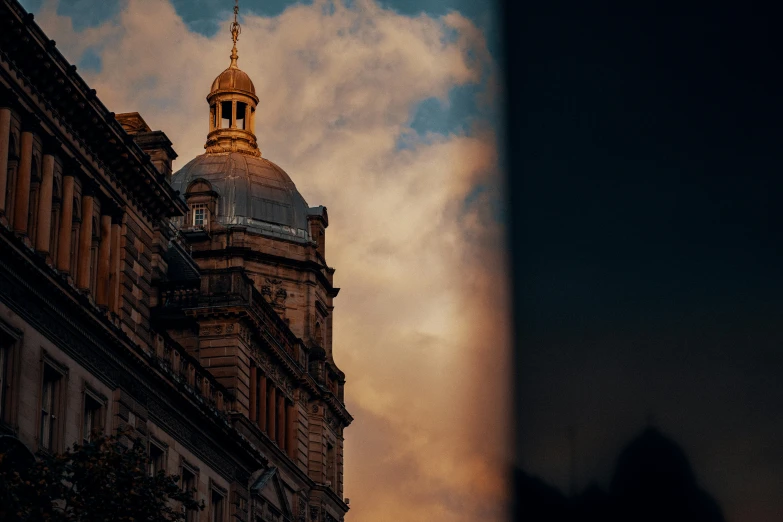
[505,7,783,522]
[17,0,509,521]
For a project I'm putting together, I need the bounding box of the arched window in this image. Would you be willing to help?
[185,179,217,229]
[236,102,247,130]
[220,101,232,128]
[5,133,19,226]
[70,196,80,276]
[90,216,100,294]
[49,176,61,257]
[314,321,322,347]
[27,156,41,241]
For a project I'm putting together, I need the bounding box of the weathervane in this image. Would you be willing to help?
[229,0,241,67]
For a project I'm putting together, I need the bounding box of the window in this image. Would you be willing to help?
[220,101,232,129]
[40,364,64,451]
[326,443,335,488]
[82,392,103,444]
[0,326,20,428]
[211,489,225,522]
[192,203,208,228]
[181,466,198,522]
[0,342,7,424]
[236,102,246,130]
[149,441,166,476]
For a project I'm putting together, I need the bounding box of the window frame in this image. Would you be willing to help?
[38,352,68,454]
[148,437,168,476]
[81,384,107,445]
[192,203,209,228]
[180,458,200,522]
[209,480,228,522]
[0,321,22,432]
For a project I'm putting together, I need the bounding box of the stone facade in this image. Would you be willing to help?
[0,1,351,521]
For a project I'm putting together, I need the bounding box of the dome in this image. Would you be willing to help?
[171,152,311,242]
[611,427,697,494]
[210,66,255,96]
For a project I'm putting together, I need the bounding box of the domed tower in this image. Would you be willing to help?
[204,18,260,157]
[165,4,351,520]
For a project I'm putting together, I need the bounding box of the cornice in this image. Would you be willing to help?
[194,247,340,298]
[0,0,188,221]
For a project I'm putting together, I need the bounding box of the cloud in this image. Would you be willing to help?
[33,0,509,520]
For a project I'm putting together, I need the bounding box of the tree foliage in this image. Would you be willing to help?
[0,428,205,522]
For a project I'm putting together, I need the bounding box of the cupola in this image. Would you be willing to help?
[205,2,260,157]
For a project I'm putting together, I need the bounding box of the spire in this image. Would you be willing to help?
[229,0,241,68]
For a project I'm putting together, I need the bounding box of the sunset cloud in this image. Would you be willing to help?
[32,0,509,519]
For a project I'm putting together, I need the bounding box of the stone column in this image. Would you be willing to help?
[0,107,11,215]
[56,176,74,272]
[216,102,222,129]
[108,220,122,313]
[286,401,297,459]
[277,395,286,449]
[76,194,94,289]
[35,154,55,253]
[13,130,33,233]
[267,385,276,441]
[230,101,237,129]
[258,374,267,433]
[249,365,257,422]
[96,215,111,306]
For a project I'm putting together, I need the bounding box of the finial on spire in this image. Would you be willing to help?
[229,0,241,68]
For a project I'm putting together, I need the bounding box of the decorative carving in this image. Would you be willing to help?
[298,498,307,522]
[311,404,319,414]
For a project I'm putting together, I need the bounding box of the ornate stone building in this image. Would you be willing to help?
[0,1,351,521]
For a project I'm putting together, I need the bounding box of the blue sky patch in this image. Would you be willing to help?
[409,84,479,137]
[78,46,102,71]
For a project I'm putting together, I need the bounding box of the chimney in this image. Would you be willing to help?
[115,112,178,178]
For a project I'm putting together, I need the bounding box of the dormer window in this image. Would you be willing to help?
[192,203,209,227]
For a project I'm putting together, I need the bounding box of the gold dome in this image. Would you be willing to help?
[210,66,255,96]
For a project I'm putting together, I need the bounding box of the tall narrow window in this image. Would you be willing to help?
[90,217,99,295]
[211,490,225,522]
[192,203,208,228]
[220,101,232,129]
[236,103,246,130]
[70,198,80,276]
[149,441,166,476]
[326,443,335,488]
[40,364,64,452]
[0,343,6,423]
[0,327,20,427]
[82,392,103,444]
[181,467,198,522]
